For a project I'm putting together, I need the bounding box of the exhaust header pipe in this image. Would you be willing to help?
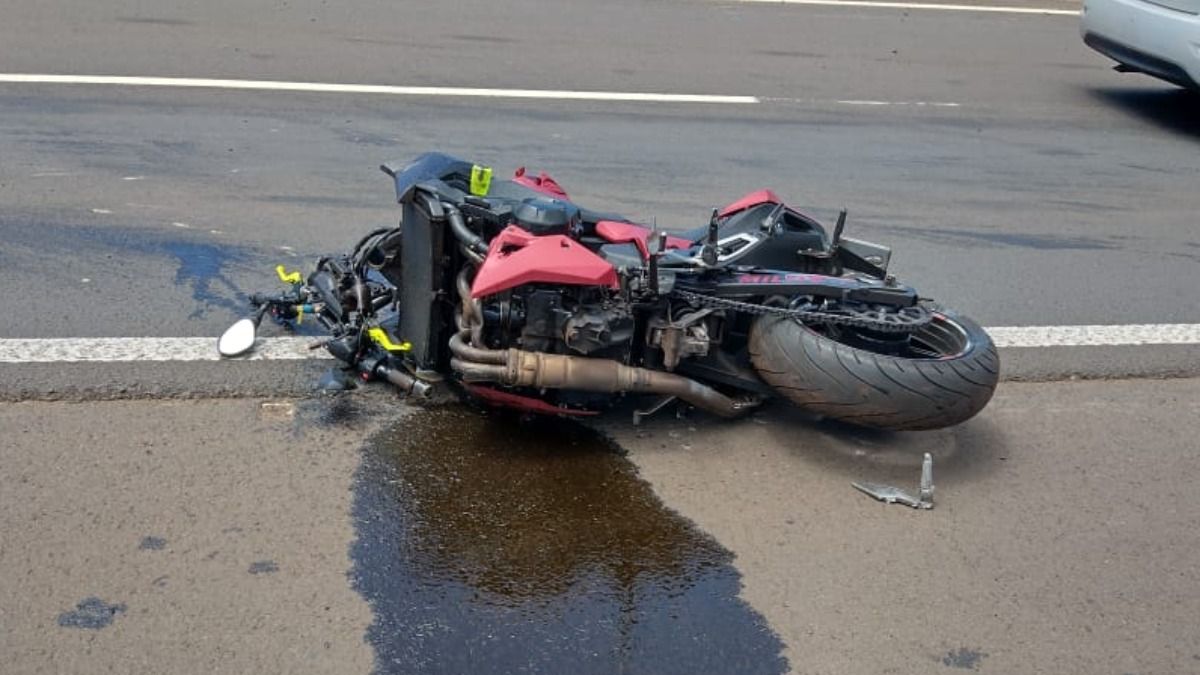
[449,331,746,418]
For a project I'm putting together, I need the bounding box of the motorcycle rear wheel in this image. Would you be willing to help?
[748,309,999,430]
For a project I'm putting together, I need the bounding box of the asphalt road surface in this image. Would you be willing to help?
[1,0,1198,673]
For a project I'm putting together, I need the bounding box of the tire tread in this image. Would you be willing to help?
[749,312,999,430]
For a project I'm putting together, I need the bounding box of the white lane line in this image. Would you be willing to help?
[837,100,961,107]
[0,73,969,109]
[0,338,330,363]
[987,324,1200,348]
[733,0,1080,15]
[0,74,760,105]
[0,325,1198,363]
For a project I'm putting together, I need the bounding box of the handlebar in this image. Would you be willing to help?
[375,363,433,399]
[355,352,432,398]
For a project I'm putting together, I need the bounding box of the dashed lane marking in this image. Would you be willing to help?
[836,100,962,107]
[731,0,1080,16]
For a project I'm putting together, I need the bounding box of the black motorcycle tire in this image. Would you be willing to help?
[748,309,999,431]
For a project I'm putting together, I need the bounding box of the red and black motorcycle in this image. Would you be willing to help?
[220,152,998,430]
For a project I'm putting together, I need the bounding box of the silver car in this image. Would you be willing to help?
[1081,0,1200,89]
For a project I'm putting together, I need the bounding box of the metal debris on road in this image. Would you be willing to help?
[852,452,935,509]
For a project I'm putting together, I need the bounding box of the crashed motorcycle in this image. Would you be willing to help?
[219,152,998,430]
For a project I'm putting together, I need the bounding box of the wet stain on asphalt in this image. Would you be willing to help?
[942,647,988,670]
[138,535,167,550]
[0,216,258,319]
[57,597,127,630]
[297,394,374,430]
[248,560,280,575]
[161,241,248,318]
[350,406,787,675]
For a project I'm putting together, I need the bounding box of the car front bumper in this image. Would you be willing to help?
[1082,0,1200,89]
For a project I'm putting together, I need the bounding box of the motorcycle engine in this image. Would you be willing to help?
[482,286,634,357]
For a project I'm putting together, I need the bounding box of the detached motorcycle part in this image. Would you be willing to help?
[749,310,998,431]
[853,453,935,510]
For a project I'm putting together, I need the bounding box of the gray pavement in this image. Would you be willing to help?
[0,398,377,674]
[0,0,1089,108]
[2,0,1200,673]
[606,377,1200,674]
[3,380,1199,673]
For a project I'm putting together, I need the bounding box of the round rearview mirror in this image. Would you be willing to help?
[217,318,258,357]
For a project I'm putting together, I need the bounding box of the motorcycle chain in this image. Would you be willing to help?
[670,289,932,333]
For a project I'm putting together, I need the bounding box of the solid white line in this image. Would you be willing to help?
[987,324,1200,348]
[0,337,331,364]
[733,0,1080,15]
[0,74,760,104]
[0,325,1198,363]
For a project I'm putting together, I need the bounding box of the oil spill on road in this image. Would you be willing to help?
[350,406,787,675]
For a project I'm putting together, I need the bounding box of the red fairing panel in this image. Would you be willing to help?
[512,167,570,200]
[465,384,599,416]
[471,226,620,298]
[594,221,693,260]
[718,189,781,218]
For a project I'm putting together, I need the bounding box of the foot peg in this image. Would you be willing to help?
[853,452,935,510]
